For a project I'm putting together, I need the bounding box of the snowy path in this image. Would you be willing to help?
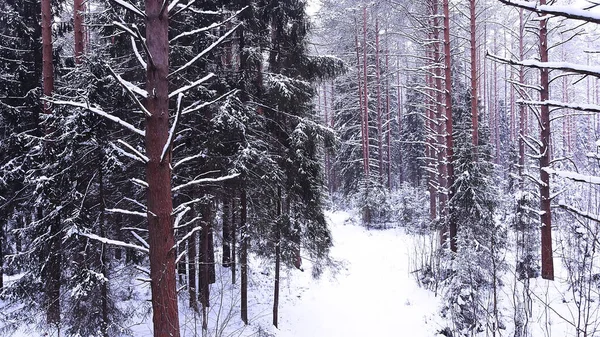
[267,211,442,337]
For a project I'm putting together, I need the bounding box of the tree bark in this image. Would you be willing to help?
[538,0,554,280]
[470,0,478,149]
[240,188,248,324]
[362,7,370,177]
[273,188,282,327]
[188,220,197,309]
[375,18,383,181]
[443,0,456,253]
[222,196,231,267]
[144,1,180,336]
[74,0,84,63]
[231,194,237,284]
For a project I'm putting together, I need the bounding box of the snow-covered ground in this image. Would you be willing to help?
[245,210,443,337]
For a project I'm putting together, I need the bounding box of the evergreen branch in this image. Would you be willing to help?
[106,65,151,116]
[172,173,240,192]
[47,99,145,137]
[110,0,145,18]
[169,22,242,77]
[170,6,248,43]
[160,93,183,163]
[169,73,214,98]
[182,89,237,115]
[79,232,149,253]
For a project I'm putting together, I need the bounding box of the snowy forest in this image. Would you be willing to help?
[1,0,600,336]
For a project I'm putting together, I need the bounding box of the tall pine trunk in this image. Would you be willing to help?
[231,194,237,284]
[240,188,248,324]
[469,0,478,149]
[42,0,61,327]
[538,0,554,280]
[74,0,84,63]
[222,196,231,267]
[273,188,282,327]
[144,1,180,336]
[442,0,456,253]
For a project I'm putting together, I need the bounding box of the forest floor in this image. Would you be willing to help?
[243,210,444,337]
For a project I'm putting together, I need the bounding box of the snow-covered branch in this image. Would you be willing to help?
[160,93,183,163]
[109,141,148,164]
[110,0,145,18]
[517,99,600,114]
[107,65,151,116]
[169,73,214,98]
[79,232,149,253]
[488,51,600,78]
[543,168,600,185]
[169,22,242,77]
[170,6,248,43]
[48,99,145,137]
[172,173,240,192]
[130,231,150,249]
[496,0,600,25]
[559,203,600,223]
[173,225,203,251]
[131,178,149,188]
[182,89,237,115]
[117,139,149,163]
[131,36,147,70]
[106,208,147,218]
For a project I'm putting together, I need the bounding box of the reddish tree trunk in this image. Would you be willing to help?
[188,225,197,309]
[363,7,370,177]
[469,0,478,149]
[240,188,248,324]
[443,0,456,253]
[433,0,447,245]
[273,187,282,327]
[397,57,405,186]
[144,1,180,336]
[231,194,237,283]
[74,0,85,63]
[385,47,391,189]
[42,0,62,327]
[222,197,231,267]
[355,16,367,176]
[375,18,383,181]
[538,0,554,280]
[518,9,526,184]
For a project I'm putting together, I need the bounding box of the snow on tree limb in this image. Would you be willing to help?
[79,232,149,253]
[542,168,600,185]
[131,178,149,188]
[109,141,148,163]
[117,139,149,163]
[110,0,145,18]
[106,65,151,116]
[170,6,248,43]
[182,89,237,115]
[172,173,240,192]
[169,0,196,17]
[130,231,150,249]
[169,22,242,77]
[169,73,214,98]
[519,99,600,113]
[173,225,203,251]
[160,93,183,163]
[48,99,145,137]
[496,0,600,24]
[132,24,154,67]
[559,203,600,223]
[130,37,148,70]
[106,208,147,217]
[112,21,137,39]
[487,51,600,78]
